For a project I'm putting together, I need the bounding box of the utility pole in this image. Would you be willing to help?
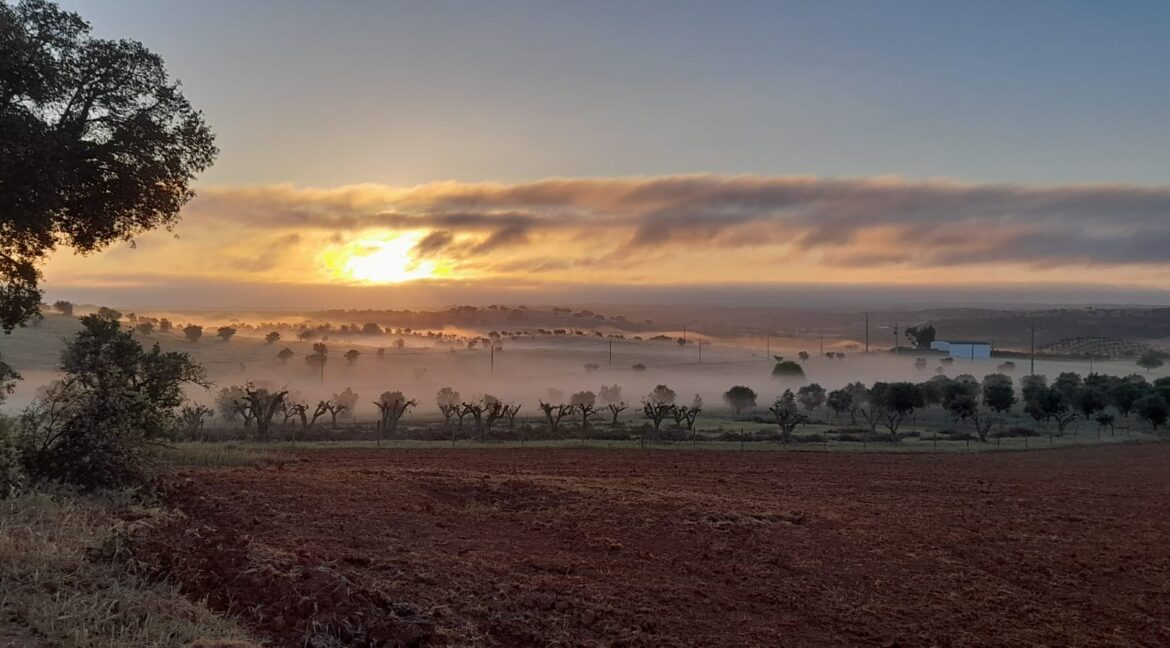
[698,338,702,364]
[893,321,899,355]
[819,335,824,356]
[682,324,687,342]
[490,344,495,374]
[1030,325,1035,375]
[864,313,870,353]
[608,339,613,366]
[766,334,770,358]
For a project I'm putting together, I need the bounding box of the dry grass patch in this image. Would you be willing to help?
[0,491,258,648]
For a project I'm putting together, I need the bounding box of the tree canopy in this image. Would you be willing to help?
[0,0,217,331]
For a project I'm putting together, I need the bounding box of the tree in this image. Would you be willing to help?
[331,387,359,425]
[981,373,1017,414]
[771,360,804,378]
[570,391,598,431]
[158,318,172,333]
[797,351,810,363]
[797,383,826,412]
[1111,375,1146,418]
[768,390,808,443]
[0,353,20,404]
[306,342,327,384]
[0,0,217,331]
[869,381,924,441]
[343,349,360,365]
[372,391,415,441]
[240,384,288,440]
[17,314,208,488]
[178,404,213,439]
[95,306,121,321]
[436,387,461,427]
[1053,372,1083,402]
[52,300,73,316]
[264,331,281,344]
[538,400,573,435]
[134,321,153,336]
[1134,394,1169,429]
[905,324,936,349]
[826,388,852,420]
[183,324,202,343]
[276,347,294,363]
[599,384,627,425]
[722,385,757,415]
[216,326,236,341]
[1072,385,1108,422]
[1137,349,1168,372]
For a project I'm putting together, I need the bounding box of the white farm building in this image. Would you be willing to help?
[930,340,992,360]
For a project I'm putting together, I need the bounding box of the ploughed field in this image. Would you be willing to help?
[149,445,1170,647]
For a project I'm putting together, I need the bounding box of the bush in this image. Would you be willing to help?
[0,417,26,498]
[17,315,208,491]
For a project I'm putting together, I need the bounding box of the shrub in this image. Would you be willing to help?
[17,315,208,491]
[0,417,26,498]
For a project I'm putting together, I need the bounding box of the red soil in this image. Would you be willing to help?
[145,444,1170,647]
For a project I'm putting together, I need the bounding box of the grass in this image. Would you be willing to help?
[209,428,1167,455]
[153,442,290,467]
[0,490,259,648]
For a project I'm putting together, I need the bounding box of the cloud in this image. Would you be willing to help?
[184,175,1170,271]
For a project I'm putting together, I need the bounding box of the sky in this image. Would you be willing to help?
[42,0,1170,308]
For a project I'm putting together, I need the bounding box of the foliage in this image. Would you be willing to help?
[0,416,26,497]
[796,383,826,412]
[722,385,757,414]
[869,381,924,441]
[1134,394,1169,429]
[17,314,208,489]
[904,324,936,349]
[216,326,236,341]
[1136,349,1168,372]
[0,0,217,331]
[0,352,20,403]
[771,360,805,378]
[182,324,202,343]
[767,389,807,443]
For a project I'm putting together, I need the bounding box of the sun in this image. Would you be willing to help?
[326,232,440,284]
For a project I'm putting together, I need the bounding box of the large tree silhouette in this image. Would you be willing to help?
[0,0,217,331]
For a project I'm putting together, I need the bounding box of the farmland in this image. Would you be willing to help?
[141,443,1170,647]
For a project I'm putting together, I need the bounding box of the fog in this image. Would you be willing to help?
[2,308,1165,423]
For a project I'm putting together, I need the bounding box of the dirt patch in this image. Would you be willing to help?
[144,444,1170,646]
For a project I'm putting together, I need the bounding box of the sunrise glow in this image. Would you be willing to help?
[325,233,441,284]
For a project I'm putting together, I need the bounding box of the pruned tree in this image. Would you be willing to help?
[481,395,505,439]
[265,331,281,344]
[768,389,808,444]
[344,349,360,365]
[373,390,416,441]
[436,387,461,427]
[216,326,236,341]
[538,400,573,435]
[241,384,289,441]
[178,404,213,439]
[570,390,598,431]
[502,403,522,429]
